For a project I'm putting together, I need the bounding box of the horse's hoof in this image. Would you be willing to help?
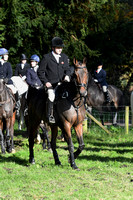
[1,150,6,154]
[72,165,79,170]
[6,148,12,153]
[61,137,65,142]
[29,158,35,164]
[47,148,52,153]
[55,161,61,166]
[113,123,117,126]
[71,163,79,170]
[11,149,16,154]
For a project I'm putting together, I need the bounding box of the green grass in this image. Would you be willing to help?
[0,123,133,200]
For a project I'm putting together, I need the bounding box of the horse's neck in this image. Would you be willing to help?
[0,83,9,101]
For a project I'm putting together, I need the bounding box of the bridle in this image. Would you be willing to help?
[72,65,88,122]
[74,65,88,92]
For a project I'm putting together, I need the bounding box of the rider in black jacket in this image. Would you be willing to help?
[38,37,71,123]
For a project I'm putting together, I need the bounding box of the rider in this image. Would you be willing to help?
[94,61,111,103]
[38,37,71,123]
[0,48,18,100]
[26,54,42,89]
[15,53,30,80]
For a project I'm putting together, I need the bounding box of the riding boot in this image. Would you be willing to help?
[47,100,55,124]
[14,92,20,117]
[104,91,111,104]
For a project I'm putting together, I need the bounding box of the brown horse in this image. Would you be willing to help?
[0,80,16,154]
[86,72,124,125]
[27,58,88,169]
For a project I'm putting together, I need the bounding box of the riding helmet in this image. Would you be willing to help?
[0,48,8,56]
[51,37,64,47]
[97,60,103,66]
[30,54,40,62]
[21,54,27,60]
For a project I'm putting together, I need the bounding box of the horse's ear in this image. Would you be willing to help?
[73,57,77,65]
[83,57,87,65]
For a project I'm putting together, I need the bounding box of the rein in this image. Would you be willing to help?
[0,98,11,107]
[0,83,12,107]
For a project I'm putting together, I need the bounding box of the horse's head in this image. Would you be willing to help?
[73,57,88,97]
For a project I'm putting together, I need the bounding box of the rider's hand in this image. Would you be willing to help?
[64,75,70,82]
[21,76,26,81]
[3,78,8,84]
[94,79,98,82]
[45,82,52,88]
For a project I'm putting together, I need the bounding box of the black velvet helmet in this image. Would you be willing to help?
[21,54,27,60]
[97,60,103,66]
[51,37,64,47]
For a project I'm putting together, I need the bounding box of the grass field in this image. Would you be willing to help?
[0,123,133,200]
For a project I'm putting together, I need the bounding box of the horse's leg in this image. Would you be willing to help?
[112,111,118,126]
[10,112,16,153]
[99,111,104,125]
[41,125,51,150]
[50,125,61,165]
[62,126,78,170]
[29,127,37,164]
[0,127,5,154]
[74,123,85,160]
[5,118,11,153]
[29,121,39,164]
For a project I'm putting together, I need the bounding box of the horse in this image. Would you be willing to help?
[86,72,124,125]
[27,58,88,170]
[0,79,16,154]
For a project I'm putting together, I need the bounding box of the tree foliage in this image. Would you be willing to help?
[0,0,133,90]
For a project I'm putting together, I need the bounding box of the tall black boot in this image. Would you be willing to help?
[47,100,55,124]
[104,91,111,104]
[15,92,21,117]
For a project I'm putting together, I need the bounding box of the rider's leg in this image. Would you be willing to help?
[103,86,110,103]
[47,89,55,123]
[14,91,21,117]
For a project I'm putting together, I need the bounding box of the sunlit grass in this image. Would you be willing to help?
[0,123,133,199]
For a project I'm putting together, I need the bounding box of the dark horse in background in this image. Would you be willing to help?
[86,72,124,125]
[27,58,88,170]
[0,80,16,154]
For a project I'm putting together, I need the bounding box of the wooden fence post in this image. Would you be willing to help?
[86,111,111,135]
[83,118,88,133]
[125,106,129,134]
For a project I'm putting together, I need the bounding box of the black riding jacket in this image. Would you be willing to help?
[38,52,71,85]
[15,63,30,77]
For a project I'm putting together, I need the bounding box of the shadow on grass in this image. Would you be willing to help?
[89,141,133,148]
[78,154,133,163]
[0,154,29,166]
[14,129,28,138]
[84,146,133,154]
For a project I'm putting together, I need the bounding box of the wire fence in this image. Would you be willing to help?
[85,106,133,131]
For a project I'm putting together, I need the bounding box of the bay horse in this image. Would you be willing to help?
[27,58,88,169]
[86,72,124,125]
[0,79,16,154]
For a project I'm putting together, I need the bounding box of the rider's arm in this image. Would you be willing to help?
[37,55,49,85]
[7,63,13,79]
[26,70,33,87]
